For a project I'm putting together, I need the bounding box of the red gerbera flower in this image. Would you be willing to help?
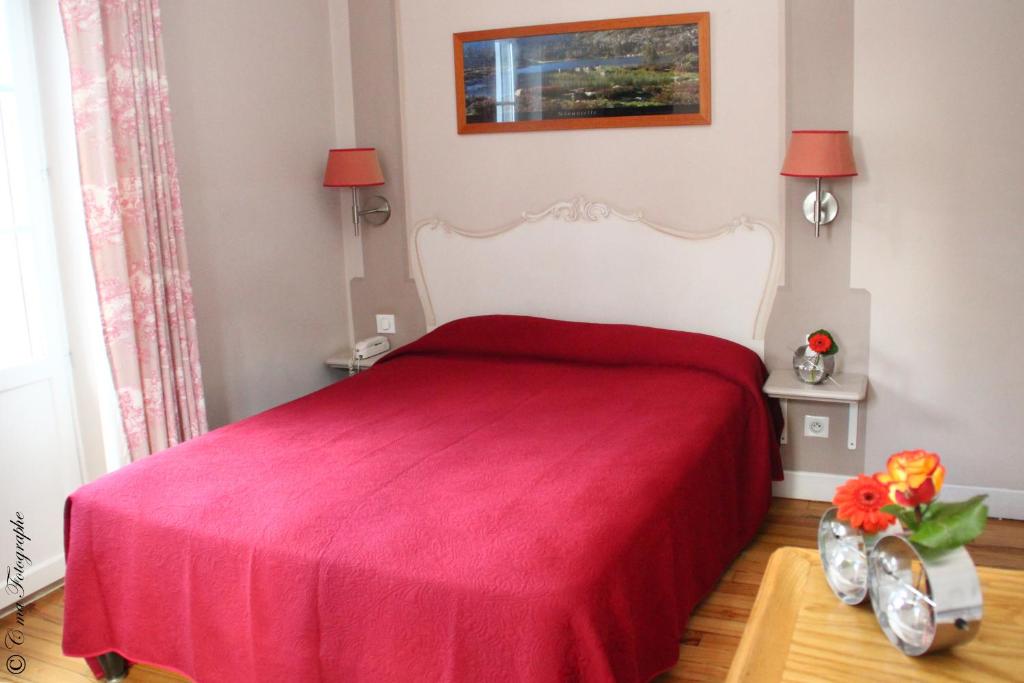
[808,333,833,354]
[832,474,895,534]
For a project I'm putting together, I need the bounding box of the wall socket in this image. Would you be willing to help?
[375,314,396,334]
[804,415,830,439]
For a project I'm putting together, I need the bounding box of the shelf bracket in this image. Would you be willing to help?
[778,398,788,445]
[846,400,858,450]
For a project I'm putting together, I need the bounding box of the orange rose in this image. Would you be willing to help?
[875,450,945,507]
[833,474,895,534]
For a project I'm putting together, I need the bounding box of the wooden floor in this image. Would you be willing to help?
[5,498,1023,683]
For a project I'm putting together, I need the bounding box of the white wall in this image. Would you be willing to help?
[395,0,783,247]
[852,1,1024,493]
[161,0,351,427]
[328,0,364,346]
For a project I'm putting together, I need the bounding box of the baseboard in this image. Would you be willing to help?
[0,554,64,614]
[772,470,848,503]
[0,580,63,620]
[774,470,1024,520]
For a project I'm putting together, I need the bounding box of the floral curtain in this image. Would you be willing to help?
[59,0,206,460]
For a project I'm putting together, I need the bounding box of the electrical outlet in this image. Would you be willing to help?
[375,314,396,335]
[804,415,829,439]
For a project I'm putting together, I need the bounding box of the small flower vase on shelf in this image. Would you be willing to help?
[793,328,839,384]
[793,345,835,384]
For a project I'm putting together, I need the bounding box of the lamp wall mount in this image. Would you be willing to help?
[802,177,838,238]
[351,187,391,237]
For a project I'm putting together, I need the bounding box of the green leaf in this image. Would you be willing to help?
[921,502,942,522]
[926,496,988,522]
[909,496,989,551]
[882,504,919,531]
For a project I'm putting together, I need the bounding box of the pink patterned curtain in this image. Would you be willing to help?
[59,0,207,460]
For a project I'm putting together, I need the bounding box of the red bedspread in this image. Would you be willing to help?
[63,316,782,682]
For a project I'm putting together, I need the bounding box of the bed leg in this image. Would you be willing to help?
[97,652,128,682]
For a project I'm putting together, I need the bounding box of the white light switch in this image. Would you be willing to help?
[376,314,396,334]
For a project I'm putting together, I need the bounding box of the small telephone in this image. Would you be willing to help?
[354,335,390,360]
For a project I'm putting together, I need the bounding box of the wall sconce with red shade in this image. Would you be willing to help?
[323,147,391,236]
[780,130,858,238]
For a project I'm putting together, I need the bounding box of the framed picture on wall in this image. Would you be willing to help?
[453,12,710,134]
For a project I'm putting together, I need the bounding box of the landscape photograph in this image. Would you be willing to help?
[459,20,703,129]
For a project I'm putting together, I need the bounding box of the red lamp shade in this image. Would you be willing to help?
[780,130,858,178]
[323,147,385,187]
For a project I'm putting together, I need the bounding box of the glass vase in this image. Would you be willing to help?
[793,345,835,384]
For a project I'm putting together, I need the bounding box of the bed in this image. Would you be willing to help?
[63,198,784,682]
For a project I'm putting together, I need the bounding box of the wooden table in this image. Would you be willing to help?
[726,547,1024,682]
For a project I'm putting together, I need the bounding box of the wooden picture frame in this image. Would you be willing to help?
[453,12,710,135]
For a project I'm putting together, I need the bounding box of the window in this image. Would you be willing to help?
[0,0,52,371]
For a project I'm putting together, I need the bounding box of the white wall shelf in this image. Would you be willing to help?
[763,371,868,450]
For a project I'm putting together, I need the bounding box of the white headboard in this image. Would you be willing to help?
[410,197,781,355]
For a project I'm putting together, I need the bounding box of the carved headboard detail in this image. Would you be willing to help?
[410,197,781,355]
